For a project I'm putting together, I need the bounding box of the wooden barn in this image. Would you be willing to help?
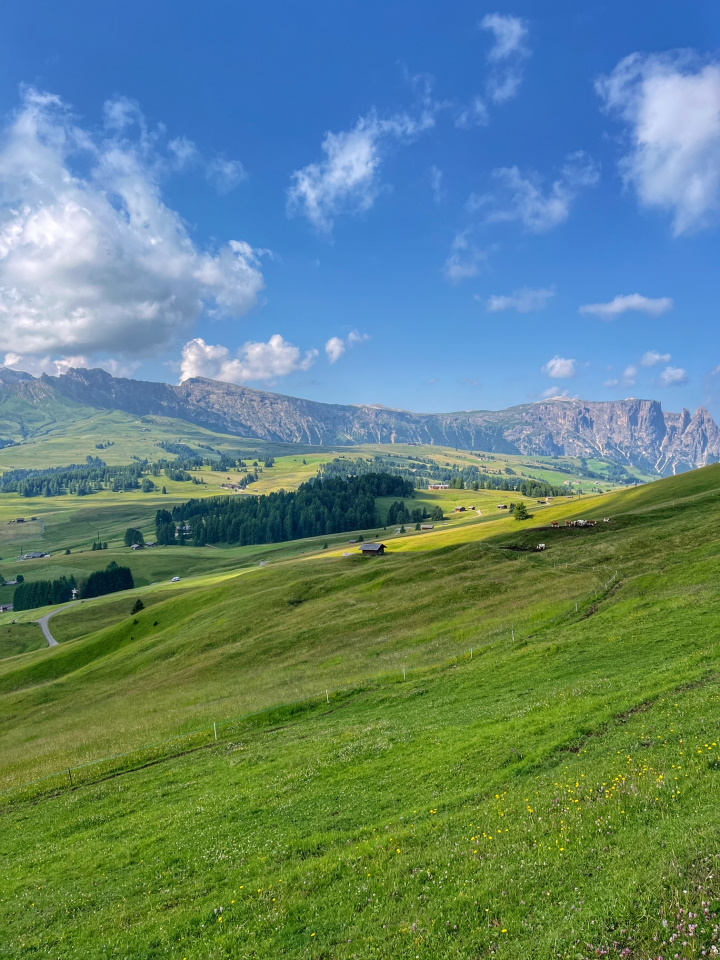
[360,543,386,556]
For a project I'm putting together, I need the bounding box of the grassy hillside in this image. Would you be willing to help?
[2,467,719,958]
[0,402,321,470]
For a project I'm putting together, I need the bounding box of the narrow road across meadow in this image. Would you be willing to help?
[37,602,76,648]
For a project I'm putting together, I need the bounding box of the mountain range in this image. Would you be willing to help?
[1,366,719,476]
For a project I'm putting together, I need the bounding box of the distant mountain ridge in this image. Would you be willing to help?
[1,366,719,476]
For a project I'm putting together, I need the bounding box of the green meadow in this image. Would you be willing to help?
[0,464,719,958]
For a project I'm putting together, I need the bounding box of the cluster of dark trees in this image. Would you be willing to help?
[81,563,134,599]
[154,441,199,459]
[386,500,437,525]
[156,473,414,546]
[13,575,77,611]
[12,562,134,610]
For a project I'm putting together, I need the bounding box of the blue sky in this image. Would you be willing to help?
[0,1,719,416]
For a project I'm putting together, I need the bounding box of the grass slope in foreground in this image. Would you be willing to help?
[1,467,720,958]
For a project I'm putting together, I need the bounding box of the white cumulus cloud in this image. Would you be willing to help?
[659,364,688,386]
[597,52,720,234]
[0,87,264,366]
[470,152,599,232]
[325,330,369,363]
[180,335,318,384]
[287,105,435,233]
[579,294,673,320]
[325,336,345,364]
[542,355,577,379]
[480,13,530,103]
[641,349,672,366]
[485,286,555,312]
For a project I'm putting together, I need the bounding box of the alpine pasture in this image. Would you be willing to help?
[0,460,719,959]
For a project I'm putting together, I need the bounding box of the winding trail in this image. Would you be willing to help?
[37,602,77,648]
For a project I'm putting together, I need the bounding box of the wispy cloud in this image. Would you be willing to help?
[455,97,489,129]
[597,52,720,234]
[579,294,673,320]
[429,165,444,202]
[540,387,575,399]
[641,349,672,367]
[480,13,530,103]
[604,365,638,388]
[485,286,555,313]
[443,231,489,282]
[470,152,599,232]
[206,156,247,194]
[287,95,437,233]
[542,355,577,379]
[168,136,199,169]
[180,335,318,384]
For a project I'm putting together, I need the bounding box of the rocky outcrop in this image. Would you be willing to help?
[1,367,718,476]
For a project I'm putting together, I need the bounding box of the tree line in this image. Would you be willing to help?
[13,575,78,611]
[0,457,147,497]
[12,562,134,611]
[318,456,568,497]
[155,473,415,547]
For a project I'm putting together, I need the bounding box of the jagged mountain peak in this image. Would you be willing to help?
[2,367,719,476]
[0,367,35,384]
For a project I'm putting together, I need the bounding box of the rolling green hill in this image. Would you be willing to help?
[1,466,719,958]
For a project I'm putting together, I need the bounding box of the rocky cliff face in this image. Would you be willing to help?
[1,367,718,476]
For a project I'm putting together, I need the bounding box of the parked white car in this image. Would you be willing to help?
[171,576,181,582]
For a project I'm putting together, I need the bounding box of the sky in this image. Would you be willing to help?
[0,0,719,416]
